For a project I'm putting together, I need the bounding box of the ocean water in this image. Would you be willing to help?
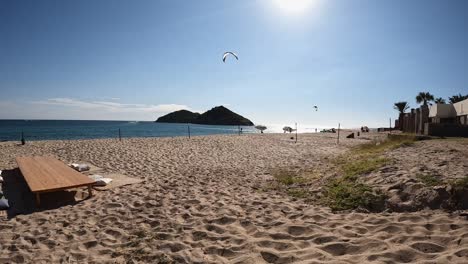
[0,120,257,142]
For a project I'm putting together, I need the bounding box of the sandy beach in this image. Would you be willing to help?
[0,133,467,263]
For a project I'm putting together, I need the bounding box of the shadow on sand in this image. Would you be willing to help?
[1,169,89,219]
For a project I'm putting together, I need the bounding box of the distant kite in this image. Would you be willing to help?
[313,106,318,111]
[223,52,238,63]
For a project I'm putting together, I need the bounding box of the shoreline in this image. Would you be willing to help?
[0,131,345,144]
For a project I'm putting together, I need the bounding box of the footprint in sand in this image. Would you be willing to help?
[320,242,352,256]
[260,251,280,263]
[312,236,337,244]
[410,242,445,253]
[455,248,468,257]
[257,240,291,251]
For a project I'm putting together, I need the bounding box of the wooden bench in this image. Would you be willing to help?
[16,156,95,207]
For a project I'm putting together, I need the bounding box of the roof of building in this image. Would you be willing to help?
[429,98,468,118]
[453,98,468,116]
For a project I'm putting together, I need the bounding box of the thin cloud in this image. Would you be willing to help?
[32,98,191,114]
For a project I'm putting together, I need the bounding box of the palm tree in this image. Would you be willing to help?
[393,101,409,114]
[415,92,434,106]
[448,93,468,104]
[434,97,446,104]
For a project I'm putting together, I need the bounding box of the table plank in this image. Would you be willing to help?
[16,156,95,193]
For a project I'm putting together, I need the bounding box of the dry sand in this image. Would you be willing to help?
[0,133,467,263]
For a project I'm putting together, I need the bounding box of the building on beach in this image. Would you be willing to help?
[397,98,468,137]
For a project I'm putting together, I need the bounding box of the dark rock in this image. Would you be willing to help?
[155,110,200,124]
[196,106,254,126]
[155,106,254,126]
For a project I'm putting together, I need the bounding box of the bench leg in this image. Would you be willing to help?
[88,185,93,198]
[36,193,41,207]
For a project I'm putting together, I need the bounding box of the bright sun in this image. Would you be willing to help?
[274,0,316,14]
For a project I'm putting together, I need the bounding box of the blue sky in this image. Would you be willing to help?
[1,0,467,128]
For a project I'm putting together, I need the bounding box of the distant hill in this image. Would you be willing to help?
[155,110,200,124]
[155,106,254,126]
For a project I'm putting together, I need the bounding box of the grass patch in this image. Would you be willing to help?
[336,137,415,178]
[271,137,415,210]
[273,170,308,186]
[267,170,316,199]
[451,175,468,190]
[322,178,386,211]
[339,157,389,179]
[322,137,413,211]
[416,173,443,187]
[287,188,311,199]
[353,138,415,155]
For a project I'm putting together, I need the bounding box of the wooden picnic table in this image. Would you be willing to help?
[16,156,95,206]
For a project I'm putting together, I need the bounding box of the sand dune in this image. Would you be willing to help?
[0,134,467,263]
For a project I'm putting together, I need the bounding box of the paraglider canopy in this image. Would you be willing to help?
[223,52,238,63]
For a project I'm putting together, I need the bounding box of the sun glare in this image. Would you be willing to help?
[274,0,316,14]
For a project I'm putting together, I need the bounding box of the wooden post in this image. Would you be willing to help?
[188,124,191,139]
[337,123,341,145]
[295,123,298,143]
[21,131,25,145]
[88,185,93,198]
[118,128,121,141]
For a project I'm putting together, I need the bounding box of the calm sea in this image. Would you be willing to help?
[0,120,256,142]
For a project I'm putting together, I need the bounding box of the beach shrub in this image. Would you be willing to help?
[339,157,389,179]
[323,178,386,212]
[353,137,415,155]
[273,170,307,186]
[417,173,443,187]
[287,188,311,199]
[451,176,468,191]
[449,176,468,209]
[322,137,414,211]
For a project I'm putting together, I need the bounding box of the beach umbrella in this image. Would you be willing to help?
[223,52,238,63]
[283,126,294,133]
[255,125,267,133]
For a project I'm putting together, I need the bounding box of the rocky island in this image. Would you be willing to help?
[155,106,254,126]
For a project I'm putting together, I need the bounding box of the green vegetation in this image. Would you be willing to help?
[287,188,311,199]
[339,157,389,179]
[416,92,434,106]
[353,137,415,155]
[448,93,468,104]
[323,177,385,211]
[273,171,303,185]
[416,173,443,187]
[271,137,416,211]
[322,137,416,211]
[393,101,410,114]
[451,175,468,190]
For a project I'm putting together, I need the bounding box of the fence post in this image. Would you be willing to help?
[337,123,340,144]
[295,123,298,143]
